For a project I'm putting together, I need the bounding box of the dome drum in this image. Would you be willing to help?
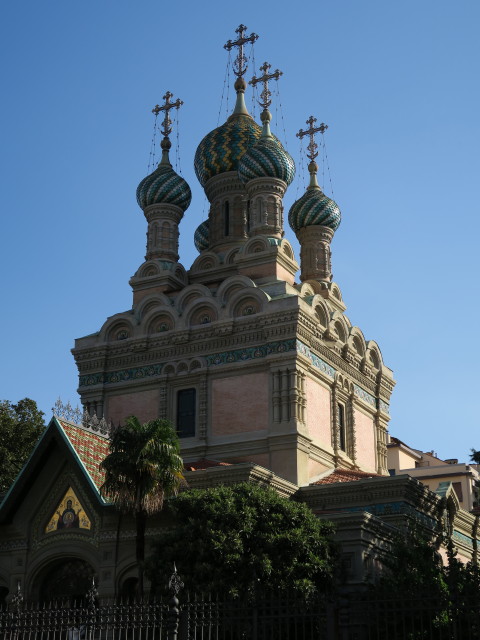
[143,202,184,225]
[297,225,335,283]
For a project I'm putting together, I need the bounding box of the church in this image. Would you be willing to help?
[0,26,477,602]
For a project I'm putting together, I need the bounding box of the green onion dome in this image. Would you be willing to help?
[194,115,262,187]
[238,110,295,186]
[288,161,341,233]
[137,139,192,212]
[194,220,209,252]
[194,77,263,187]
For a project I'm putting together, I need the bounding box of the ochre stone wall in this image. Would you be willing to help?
[306,378,331,447]
[354,408,376,472]
[211,372,269,435]
[107,389,160,424]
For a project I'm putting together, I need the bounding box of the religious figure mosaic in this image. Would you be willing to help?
[45,487,91,533]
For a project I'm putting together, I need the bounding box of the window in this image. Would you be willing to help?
[337,403,346,452]
[177,388,196,438]
[224,201,230,237]
[246,200,251,232]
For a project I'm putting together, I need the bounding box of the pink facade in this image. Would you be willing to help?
[107,389,159,425]
[211,372,269,435]
[354,408,377,472]
[306,377,332,448]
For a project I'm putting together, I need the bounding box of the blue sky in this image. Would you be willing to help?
[1,0,478,463]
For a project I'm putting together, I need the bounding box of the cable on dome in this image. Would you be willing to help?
[322,134,335,197]
[148,112,159,173]
[274,82,290,153]
[217,50,231,127]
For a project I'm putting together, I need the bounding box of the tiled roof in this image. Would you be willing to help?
[184,459,232,471]
[312,468,382,485]
[58,419,109,491]
[56,423,231,488]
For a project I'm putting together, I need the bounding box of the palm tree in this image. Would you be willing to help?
[100,416,185,598]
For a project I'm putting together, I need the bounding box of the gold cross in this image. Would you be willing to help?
[151,91,184,138]
[296,116,328,160]
[224,24,259,77]
[249,62,283,110]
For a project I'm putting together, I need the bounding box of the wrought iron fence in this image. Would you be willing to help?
[0,592,329,640]
[2,580,480,639]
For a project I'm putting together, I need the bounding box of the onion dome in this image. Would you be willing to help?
[137,138,192,212]
[194,220,209,252]
[238,109,295,186]
[194,78,262,187]
[288,161,341,233]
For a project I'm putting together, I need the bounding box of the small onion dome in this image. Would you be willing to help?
[136,138,192,212]
[194,77,262,187]
[238,110,295,186]
[194,219,209,253]
[288,161,341,233]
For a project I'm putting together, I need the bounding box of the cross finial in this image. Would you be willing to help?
[296,116,328,161]
[224,24,259,77]
[151,91,184,138]
[250,61,283,110]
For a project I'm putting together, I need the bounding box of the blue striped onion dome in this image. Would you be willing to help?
[238,137,295,186]
[136,164,192,212]
[288,188,341,233]
[194,114,263,187]
[194,219,209,252]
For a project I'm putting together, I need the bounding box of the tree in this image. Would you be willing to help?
[0,398,45,493]
[147,483,336,598]
[470,449,480,464]
[99,417,185,599]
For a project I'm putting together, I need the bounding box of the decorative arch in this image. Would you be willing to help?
[102,317,135,342]
[146,311,176,335]
[187,303,218,327]
[228,288,268,319]
[224,247,240,265]
[136,293,172,321]
[216,275,257,307]
[365,340,384,369]
[190,252,221,274]
[175,284,213,314]
[242,235,271,255]
[348,327,367,357]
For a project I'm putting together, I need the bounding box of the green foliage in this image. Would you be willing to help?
[0,398,45,493]
[375,528,448,596]
[470,448,480,464]
[368,529,480,638]
[100,416,185,598]
[147,483,336,597]
[100,416,185,514]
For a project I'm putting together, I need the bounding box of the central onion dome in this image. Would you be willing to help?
[238,109,295,185]
[137,138,192,212]
[194,78,262,187]
[194,219,209,252]
[288,161,341,232]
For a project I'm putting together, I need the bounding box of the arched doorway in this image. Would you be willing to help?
[35,558,95,603]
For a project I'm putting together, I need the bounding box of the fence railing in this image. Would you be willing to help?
[2,579,480,640]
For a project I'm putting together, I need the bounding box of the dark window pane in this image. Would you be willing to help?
[177,388,196,438]
[224,201,230,236]
[338,403,346,451]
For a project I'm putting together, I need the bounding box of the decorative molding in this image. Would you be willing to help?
[206,339,296,366]
[353,384,376,408]
[79,364,163,388]
[296,340,336,378]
